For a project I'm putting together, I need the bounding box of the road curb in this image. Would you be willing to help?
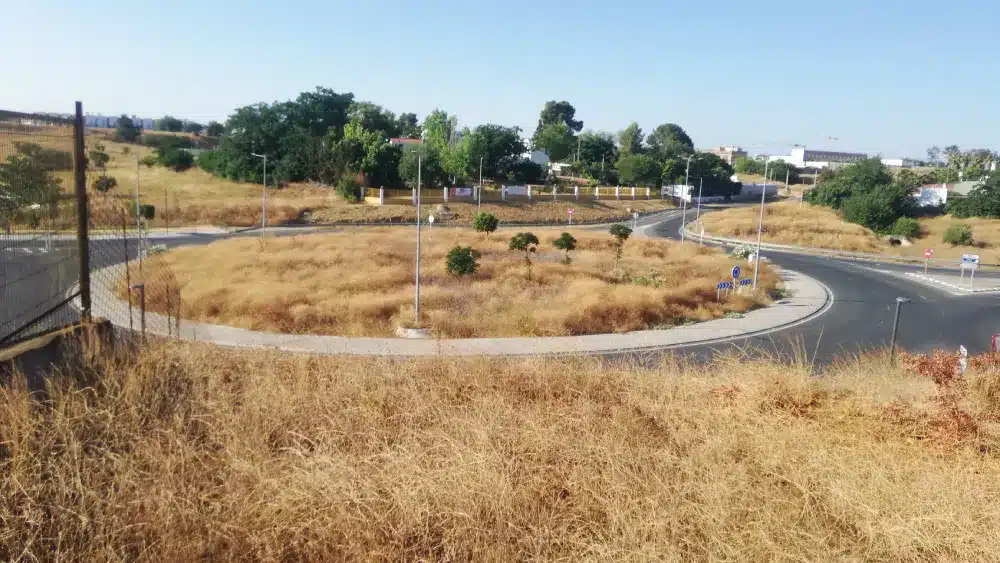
[86,259,832,357]
[903,273,1000,294]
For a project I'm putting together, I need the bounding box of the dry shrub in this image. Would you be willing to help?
[120,229,780,337]
[3,343,1000,560]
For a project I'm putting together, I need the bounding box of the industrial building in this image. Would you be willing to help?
[768,147,868,169]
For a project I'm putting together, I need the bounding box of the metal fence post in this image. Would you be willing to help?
[131,283,146,344]
[73,101,92,319]
[123,212,133,334]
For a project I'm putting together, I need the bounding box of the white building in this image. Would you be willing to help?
[769,147,868,169]
[881,158,919,168]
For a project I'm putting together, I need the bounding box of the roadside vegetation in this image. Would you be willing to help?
[122,228,780,338]
[3,341,1000,560]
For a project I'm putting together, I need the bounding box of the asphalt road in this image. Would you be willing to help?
[644,210,1000,362]
[3,211,999,363]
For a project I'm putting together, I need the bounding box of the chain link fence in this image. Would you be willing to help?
[1,104,184,347]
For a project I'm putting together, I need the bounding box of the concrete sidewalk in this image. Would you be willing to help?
[89,264,831,357]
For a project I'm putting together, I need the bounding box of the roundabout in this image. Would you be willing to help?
[81,212,835,357]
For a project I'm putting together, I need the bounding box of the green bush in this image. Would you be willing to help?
[196,149,223,175]
[128,202,156,220]
[139,155,158,168]
[943,223,973,246]
[336,176,361,202]
[472,212,499,238]
[141,134,194,151]
[609,223,633,270]
[92,176,118,193]
[890,217,920,239]
[842,185,913,233]
[157,148,195,172]
[445,246,481,277]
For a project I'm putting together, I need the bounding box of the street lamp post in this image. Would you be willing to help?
[250,152,267,238]
[680,155,694,243]
[478,156,484,211]
[415,153,422,327]
[752,159,770,290]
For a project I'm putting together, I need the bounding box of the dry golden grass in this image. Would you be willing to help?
[307,198,674,225]
[125,229,779,338]
[700,201,885,252]
[701,201,1000,263]
[882,215,1000,264]
[4,341,1000,561]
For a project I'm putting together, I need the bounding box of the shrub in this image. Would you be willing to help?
[157,148,194,172]
[943,223,973,246]
[196,149,223,175]
[732,243,756,259]
[128,202,156,220]
[139,155,158,168]
[890,217,920,239]
[141,134,195,151]
[13,142,73,171]
[445,246,481,277]
[472,212,499,238]
[509,232,539,280]
[552,232,577,264]
[842,185,913,233]
[336,176,361,203]
[92,176,118,193]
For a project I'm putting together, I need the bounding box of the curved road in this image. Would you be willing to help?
[645,210,1000,362]
[4,209,999,363]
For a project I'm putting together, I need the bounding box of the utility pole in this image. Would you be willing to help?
[251,152,267,238]
[478,156,483,211]
[680,155,693,243]
[576,136,581,163]
[414,153,422,327]
[752,159,770,290]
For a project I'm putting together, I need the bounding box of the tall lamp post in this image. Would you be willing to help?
[680,154,694,243]
[752,158,771,290]
[478,156,484,211]
[250,152,267,238]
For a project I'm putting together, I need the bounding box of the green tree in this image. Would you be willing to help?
[395,112,421,138]
[336,175,361,202]
[509,232,539,280]
[445,246,481,277]
[116,115,141,142]
[157,115,183,132]
[88,143,110,176]
[532,121,575,162]
[349,101,400,137]
[609,223,632,270]
[157,148,195,172]
[806,157,894,210]
[646,123,694,160]
[842,184,914,233]
[552,232,577,264]
[206,121,224,137]
[399,145,446,189]
[890,217,920,238]
[0,143,62,221]
[764,160,800,185]
[615,154,658,186]
[617,122,644,155]
[947,174,1000,218]
[733,156,762,175]
[183,121,204,134]
[533,101,583,140]
[464,124,527,181]
[472,211,499,238]
[92,176,118,193]
[422,109,459,150]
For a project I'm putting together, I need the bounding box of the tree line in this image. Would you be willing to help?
[185,88,738,198]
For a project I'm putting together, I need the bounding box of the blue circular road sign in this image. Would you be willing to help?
[731,266,741,279]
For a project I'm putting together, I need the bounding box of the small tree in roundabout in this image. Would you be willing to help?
[446,246,481,277]
[552,232,577,264]
[472,211,499,239]
[609,223,633,271]
[509,232,539,280]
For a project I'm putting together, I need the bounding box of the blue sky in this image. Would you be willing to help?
[2,0,997,158]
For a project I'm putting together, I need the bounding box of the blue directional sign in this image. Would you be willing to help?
[731,266,741,279]
[739,278,752,286]
[717,281,734,290]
